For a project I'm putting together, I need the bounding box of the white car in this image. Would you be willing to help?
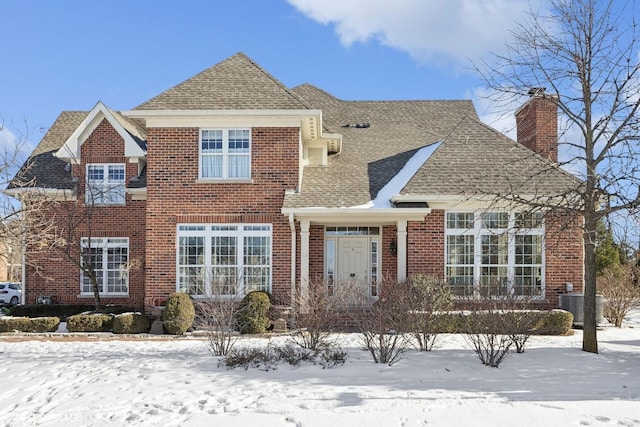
[0,283,21,305]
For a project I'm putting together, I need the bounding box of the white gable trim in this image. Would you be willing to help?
[55,101,146,164]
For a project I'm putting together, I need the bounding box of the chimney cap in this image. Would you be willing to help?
[528,87,547,96]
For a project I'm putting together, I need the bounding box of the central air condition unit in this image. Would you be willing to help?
[560,293,604,325]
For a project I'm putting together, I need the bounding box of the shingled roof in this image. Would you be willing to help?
[9,111,87,190]
[284,84,577,209]
[135,52,310,111]
[9,108,148,191]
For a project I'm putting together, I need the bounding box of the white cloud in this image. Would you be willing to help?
[288,0,537,68]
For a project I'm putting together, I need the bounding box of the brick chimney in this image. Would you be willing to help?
[515,88,558,163]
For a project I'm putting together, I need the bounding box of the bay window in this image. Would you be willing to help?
[445,212,544,297]
[177,224,271,297]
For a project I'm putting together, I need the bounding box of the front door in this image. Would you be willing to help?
[337,237,370,300]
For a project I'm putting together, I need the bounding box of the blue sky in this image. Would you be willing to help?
[0,0,540,151]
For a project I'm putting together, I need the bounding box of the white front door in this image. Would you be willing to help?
[337,237,369,294]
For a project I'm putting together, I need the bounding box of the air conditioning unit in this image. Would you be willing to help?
[560,293,604,325]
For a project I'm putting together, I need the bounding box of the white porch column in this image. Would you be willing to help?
[300,219,310,298]
[397,219,408,282]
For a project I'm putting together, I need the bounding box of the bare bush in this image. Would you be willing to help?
[357,281,413,366]
[194,288,242,356]
[403,274,454,351]
[461,284,528,367]
[289,281,340,351]
[598,265,640,327]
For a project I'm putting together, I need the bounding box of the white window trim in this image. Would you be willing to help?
[198,128,252,181]
[85,163,126,206]
[80,237,129,296]
[176,224,272,298]
[445,211,545,298]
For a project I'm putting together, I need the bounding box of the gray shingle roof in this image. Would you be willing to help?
[135,52,310,111]
[9,110,148,191]
[284,84,578,209]
[9,111,87,190]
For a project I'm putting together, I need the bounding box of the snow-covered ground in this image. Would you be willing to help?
[1,311,639,427]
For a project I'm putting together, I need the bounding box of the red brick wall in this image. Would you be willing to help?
[144,127,299,307]
[25,118,146,309]
[516,96,558,163]
[544,211,584,307]
[407,210,446,278]
[403,209,583,308]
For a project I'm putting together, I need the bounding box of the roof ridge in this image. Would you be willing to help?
[236,52,313,110]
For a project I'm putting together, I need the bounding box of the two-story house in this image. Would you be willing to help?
[9,52,583,311]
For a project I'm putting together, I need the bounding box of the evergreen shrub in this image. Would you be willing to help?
[162,293,195,335]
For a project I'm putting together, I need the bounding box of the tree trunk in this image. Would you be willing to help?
[91,276,101,311]
[582,215,598,354]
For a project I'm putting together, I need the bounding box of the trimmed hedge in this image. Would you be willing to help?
[66,313,114,332]
[10,304,135,321]
[162,293,195,335]
[0,316,60,333]
[113,313,151,334]
[236,291,271,334]
[409,310,573,336]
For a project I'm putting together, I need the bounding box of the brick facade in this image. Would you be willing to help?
[144,127,300,307]
[23,117,584,312]
[25,119,146,309]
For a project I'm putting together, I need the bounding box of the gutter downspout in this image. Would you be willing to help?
[21,223,26,305]
[288,212,296,306]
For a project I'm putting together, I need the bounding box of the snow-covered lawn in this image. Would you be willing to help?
[1,312,639,427]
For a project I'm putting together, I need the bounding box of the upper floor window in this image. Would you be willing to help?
[86,163,125,205]
[200,129,251,179]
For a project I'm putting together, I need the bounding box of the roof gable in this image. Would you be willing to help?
[135,52,310,111]
[55,101,147,163]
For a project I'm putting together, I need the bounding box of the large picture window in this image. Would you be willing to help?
[80,238,129,295]
[177,224,271,297]
[200,129,251,179]
[86,163,125,205]
[445,212,544,297]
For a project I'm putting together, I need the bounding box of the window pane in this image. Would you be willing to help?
[211,236,238,295]
[201,154,222,178]
[228,129,250,153]
[515,211,544,228]
[228,154,250,178]
[481,235,508,265]
[201,130,223,153]
[447,212,474,229]
[447,235,474,265]
[481,212,509,229]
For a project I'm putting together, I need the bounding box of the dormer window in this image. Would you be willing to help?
[86,164,125,205]
[200,129,251,179]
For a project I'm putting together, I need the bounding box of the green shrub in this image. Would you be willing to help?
[113,313,151,334]
[10,304,135,320]
[419,310,573,336]
[26,317,60,332]
[536,310,574,335]
[162,293,195,335]
[0,316,60,333]
[66,313,113,332]
[235,291,271,334]
[0,317,31,332]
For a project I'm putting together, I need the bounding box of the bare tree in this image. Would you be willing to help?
[2,120,60,295]
[475,0,640,353]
